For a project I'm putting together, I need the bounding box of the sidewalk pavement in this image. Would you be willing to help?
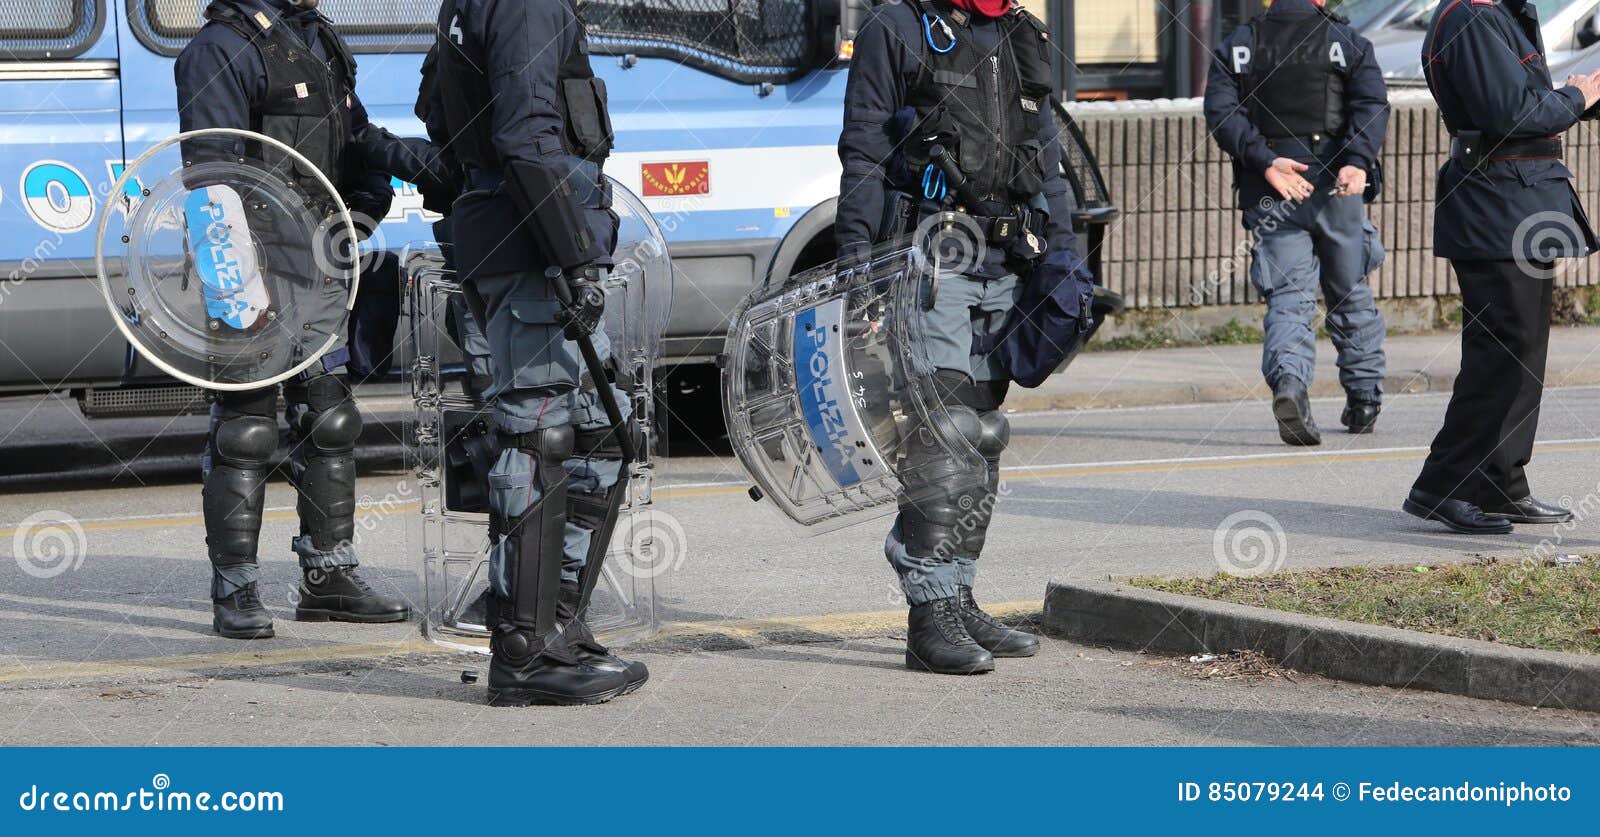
[1007,325,1600,412]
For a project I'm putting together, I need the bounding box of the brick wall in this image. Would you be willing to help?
[1068,91,1600,310]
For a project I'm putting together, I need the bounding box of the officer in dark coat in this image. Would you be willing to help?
[177,0,410,638]
[1205,0,1391,447]
[1406,0,1600,534]
[838,0,1078,674]
[432,0,647,706]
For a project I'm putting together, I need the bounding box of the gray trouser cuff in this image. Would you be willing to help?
[291,535,359,573]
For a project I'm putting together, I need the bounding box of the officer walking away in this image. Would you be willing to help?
[837,0,1078,674]
[1405,0,1600,534]
[433,0,648,705]
[1205,0,1390,446]
[176,0,409,638]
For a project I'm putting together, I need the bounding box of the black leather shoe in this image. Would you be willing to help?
[1404,489,1513,535]
[1340,398,1380,434]
[905,597,995,675]
[295,567,410,623]
[558,584,648,695]
[1483,496,1573,525]
[956,586,1039,658]
[213,583,275,639]
[487,629,631,706]
[1272,378,1322,446]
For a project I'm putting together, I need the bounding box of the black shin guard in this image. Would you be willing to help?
[897,371,1009,560]
[203,388,279,593]
[286,373,362,554]
[492,426,575,661]
[567,422,634,612]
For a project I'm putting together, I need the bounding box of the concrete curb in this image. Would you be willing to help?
[1042,578,1600,712]
[1006,363,1600,413]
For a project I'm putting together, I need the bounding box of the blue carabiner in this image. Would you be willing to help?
[921,164,947,202]
[922,13,956,54]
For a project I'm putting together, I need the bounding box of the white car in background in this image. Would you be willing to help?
[1360,0,1600,87]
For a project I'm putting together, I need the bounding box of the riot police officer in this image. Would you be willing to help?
[1204,0,1390,446]
[1406,0,1600,534]
[177,0,409,638]
[837,0,1077,674]
[432,0,648,705]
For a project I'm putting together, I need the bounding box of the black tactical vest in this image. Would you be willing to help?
[435,0,613,172]
[204,1,356,195]
[1245,9,1346,140]
[900,0,1053,206]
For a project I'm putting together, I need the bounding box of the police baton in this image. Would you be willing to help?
[545,266,640,466]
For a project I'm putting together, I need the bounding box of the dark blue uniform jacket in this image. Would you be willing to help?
[176,0,393,224]
[835,0,1078,279]
[1423,0,1596,260]
[1204,0,1390,226]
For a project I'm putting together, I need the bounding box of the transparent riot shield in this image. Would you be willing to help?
[408,179,674,653]
[723,245,989,531]
[96,129,358,390]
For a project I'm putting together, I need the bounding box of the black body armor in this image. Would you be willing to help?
[435,0,613,172]
[1245,9,1346,141]
[897,0,1053,207]
[205,0,356,193]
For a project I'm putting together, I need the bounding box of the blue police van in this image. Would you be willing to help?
[0,0,1114,422]
[0,0,857,406]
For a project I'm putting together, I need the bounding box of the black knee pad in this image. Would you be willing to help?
[307,400,363,453]
[213,415,278,467]
[977,410,1010,460]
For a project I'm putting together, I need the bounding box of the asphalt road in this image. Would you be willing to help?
[3,387,1600,744]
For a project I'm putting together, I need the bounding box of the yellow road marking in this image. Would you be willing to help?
[6,440,1599,536]
[0,640,436,685]
[0,602,1044,686]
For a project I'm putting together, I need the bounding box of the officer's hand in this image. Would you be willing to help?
[1264,158,1314,202]
[1565,69,1600,110]
[1335,166,1367,198]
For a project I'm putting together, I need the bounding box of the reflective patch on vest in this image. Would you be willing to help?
[295,82,309,99]
[1021,98,1039,114]
[253,11,272,29]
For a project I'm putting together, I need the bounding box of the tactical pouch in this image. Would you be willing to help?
[1008,139,1045,199]
[1364,158,1383,203]
[562,77,615,162]
[877,189,917,244]
[1452,130,1485,171]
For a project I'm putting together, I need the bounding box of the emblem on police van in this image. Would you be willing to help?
[641,161,711,197]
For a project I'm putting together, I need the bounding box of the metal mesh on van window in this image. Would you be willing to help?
[136,0,438,54]
[582,0,815,83]
[0,0,100,59]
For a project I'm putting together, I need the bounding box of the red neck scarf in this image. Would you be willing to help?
[948,0,1013,19]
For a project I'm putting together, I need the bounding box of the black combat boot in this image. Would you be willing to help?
[905,597,995,674]
[956,586,1040,657]
[294,567,410,623]
[213,582,275,639]
[1271,377,1322,446]
[1340,396,1381,434]
[559,583,649,695]
[487,622,632,706]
